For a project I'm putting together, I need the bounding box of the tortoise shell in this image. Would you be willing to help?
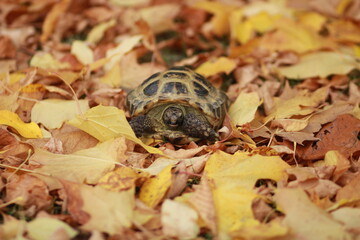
[126,66,228,129]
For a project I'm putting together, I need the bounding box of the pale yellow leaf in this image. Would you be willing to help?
[9,73,26,84]
[266,87,328,121]
[139,165,173,208]
[140,4,181,33]
[87,19,116,44]
[161,199,199,239]
[248,11,277,33]
[0,110,42,138]
[110,0,150,6]
[0,215,26,240]
[278,52,360,79]
[196,57,237,77]
[31,99,89,129]
[271,118,309,132]
[331,207,360,231]
[63,181,134,235]
[297,12,326,31]
[104,35,143,71]
[0,92,18,111]
[30,138,126,184]
[275,188,352,240]
[27,217,77,240]
[30,52,70,70]
[228,92,261,126]
[67,105,162,155]
[100,63,121,87]
[71,40,94,65]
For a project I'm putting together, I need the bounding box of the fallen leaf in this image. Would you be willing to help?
[196,57,237,77]
[277,52,360,78]
[86,19,116,44]
[336,173,360,202]
[139,165,173,208]
[265,87,328,121]
[205,151,290,235]
[274,188,352,240]
[67,105,162,155]
[40,0,71,42]
[30,138,127,185]
[27,215,78,240]
[228,92,262,126]
[188,178,217,233]
[161,199,199,239]
[0,110,42,138]
[299,114,360,160]
[71,41,94,65]
[98,167,140,192]
[62,181,134,235]
[331,207,360,232]
[194,1,234,36]
[30,52,71,70]
[140,4,181,34]
[31,99,89,129]
[5,174,52,212]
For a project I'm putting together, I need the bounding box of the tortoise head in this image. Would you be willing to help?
[162,106,184,128]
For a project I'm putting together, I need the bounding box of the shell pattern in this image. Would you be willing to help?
[126,67,229,128]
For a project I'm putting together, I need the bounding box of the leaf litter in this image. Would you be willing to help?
[0,0,360,239]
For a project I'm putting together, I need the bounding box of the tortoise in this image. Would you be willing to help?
[126,66,229,143]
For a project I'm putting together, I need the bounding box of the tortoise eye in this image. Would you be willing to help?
[193,81,209,96]
[143,80,159,96]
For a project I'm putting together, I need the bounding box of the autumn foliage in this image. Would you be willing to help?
[0,0,360,239]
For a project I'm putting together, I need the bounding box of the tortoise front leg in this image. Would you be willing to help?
[183,113,218,141]
[129,115,154,137]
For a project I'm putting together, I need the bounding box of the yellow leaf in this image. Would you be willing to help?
[30,138,126,184]
[31,99,89,129]
[234,20,254,44]
[261,19,325,53]
[231,221,288,239]
[100,63,121,87]
[71,40,94,65]
[228,92,261,126]
[275,188,352,240]
[336,0,353,14]
[104,35,143,71]
[354,45,360,58]
[9,73,26,84]
[297,12,326,32]
[63,181,135,235]
[196,57,237,77]
[0,110,42,138]
[86,19,116,44]
[139,165,173,208]
[194,1,233,36]
[40,0,71,42]
[140,4,181,33]
[266,87,328,121]
[98,167,140,192]
[67,105,162,155]
[205,151,290,235]
[27,217,78,240]
[161,199,199,239]
[271,118,310,132]
[30,52,70,70]
[248,11,277,33]
[278,52,360,78]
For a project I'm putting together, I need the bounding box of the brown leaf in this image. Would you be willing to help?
[336,173,360,203]
[5,174,52,213]
[0,36,16,59]
[298,114,360,160]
